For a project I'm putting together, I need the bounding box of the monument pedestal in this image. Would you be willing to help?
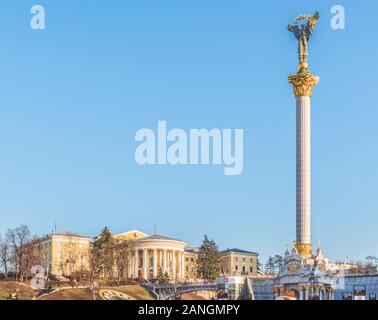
[273,246,335,300]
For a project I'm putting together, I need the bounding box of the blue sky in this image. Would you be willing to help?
[0,1,377,263]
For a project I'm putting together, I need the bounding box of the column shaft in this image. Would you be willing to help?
[178,251,182,281]
[172,251,176,278]
[296,96,311,245]
[153,249,158,278]
[181,252,185,280]
[163,249,167,273]
[143,249,148,280]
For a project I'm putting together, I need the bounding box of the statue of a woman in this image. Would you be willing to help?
[288,12,320,73]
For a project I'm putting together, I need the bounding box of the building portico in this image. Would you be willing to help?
[131,246,185,280]
[113,231,187,281]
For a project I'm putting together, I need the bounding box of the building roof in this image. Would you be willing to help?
[52,231,91,238]
[138,234,185,243]
[39,231,91,242]
[221,248,258,255]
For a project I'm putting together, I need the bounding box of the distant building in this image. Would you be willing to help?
[40,232,92,278]
[183,247,260,281]
[220,248,258,277]
[184,247,200,282]
[326,260,361,273]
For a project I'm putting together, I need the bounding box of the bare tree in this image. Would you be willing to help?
[0,235,10,279]
[6,229,18,279]
[113,239,131,283]
[20,237,44,281]
[6,225,32,281]
[366,256,378,266]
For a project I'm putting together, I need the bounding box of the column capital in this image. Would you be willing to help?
[288,71,319,97]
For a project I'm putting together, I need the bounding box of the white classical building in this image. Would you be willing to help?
[113,230,187,281]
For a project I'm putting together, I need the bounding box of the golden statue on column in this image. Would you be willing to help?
[288,12,320,98]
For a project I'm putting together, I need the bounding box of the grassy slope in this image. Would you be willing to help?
[0,281,36,300]
[102,285,154,300]
[40,288,93,300]
[39,284,154,300]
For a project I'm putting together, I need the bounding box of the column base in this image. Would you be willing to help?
[295,243,313,256]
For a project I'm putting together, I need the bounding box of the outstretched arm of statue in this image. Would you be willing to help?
[288,24,300,39]
[305,12,320,39]
[309,12,320,27]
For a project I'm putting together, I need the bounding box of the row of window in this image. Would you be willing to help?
[235,257,254,263]
[185,257,255,263]
[221,266,254,273]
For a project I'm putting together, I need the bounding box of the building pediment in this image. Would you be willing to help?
[113,230,148,241]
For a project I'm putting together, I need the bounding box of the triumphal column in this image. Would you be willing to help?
[288,12,320,257]
[273,12,336,300]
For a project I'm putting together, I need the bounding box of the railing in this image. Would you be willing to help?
[143,282,218,300]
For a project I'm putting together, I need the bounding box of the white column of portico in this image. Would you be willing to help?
[143,249,148,280]
[134,249,139,278]
[168,251,172,273]
[172,250,176,278]
[181,252,185,280]
[163,249,167,273]
[153,248,158,278]
[180,251,184,281]
[177,251,182,280]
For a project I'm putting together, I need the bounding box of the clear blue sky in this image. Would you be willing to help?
[0,1,377,263]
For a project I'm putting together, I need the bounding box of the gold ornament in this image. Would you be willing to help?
[287,261,300,272]
[318,262,326,272]
[295,243,313,256]
[288,71,319,97]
